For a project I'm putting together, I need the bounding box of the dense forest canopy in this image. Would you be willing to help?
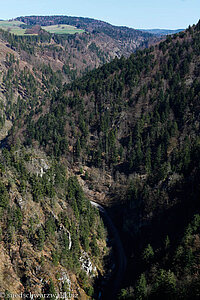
[0,13,200,300]
[13,20,200,299]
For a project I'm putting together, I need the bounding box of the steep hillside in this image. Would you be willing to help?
[10,20,200,299]
[0,30,114,299]
[0,146,110,298]
[16,15,158,58]
[0,16,159,135]
[0,17,159,123]
[0,30,66,144]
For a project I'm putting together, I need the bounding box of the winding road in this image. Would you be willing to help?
[90,201,127,299]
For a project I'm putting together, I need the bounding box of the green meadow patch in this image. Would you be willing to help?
[0,20,33,35]
[42,24,85,34]
[0,20,84,36]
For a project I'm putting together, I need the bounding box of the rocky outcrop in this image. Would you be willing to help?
[80,251,97,276]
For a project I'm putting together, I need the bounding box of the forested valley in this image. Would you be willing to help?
[0,15,200,300]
